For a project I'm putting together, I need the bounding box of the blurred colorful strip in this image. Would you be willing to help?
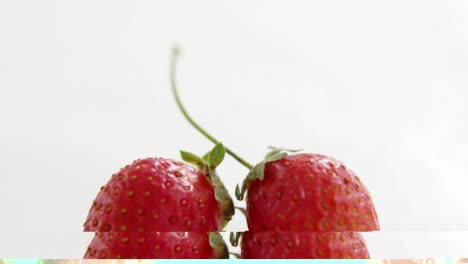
[0,259,466,264]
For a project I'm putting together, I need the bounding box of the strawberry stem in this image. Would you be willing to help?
[170,46,253,170]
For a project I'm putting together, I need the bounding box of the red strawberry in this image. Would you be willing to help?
[83,144,234,232]
[237,152,379,232]
[240,231,370,259]
[84,232,228,259]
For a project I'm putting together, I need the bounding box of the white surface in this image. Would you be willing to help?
[1,0,467,258]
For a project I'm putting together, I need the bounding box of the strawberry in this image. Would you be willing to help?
[236,151,380,232]
[239,231,370,259]
[83,143,234,232]
[84,232,228,259]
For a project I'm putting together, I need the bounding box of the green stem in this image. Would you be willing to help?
[170,46,253,170]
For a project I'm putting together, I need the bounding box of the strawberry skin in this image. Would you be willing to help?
[246,153,379,231]
[84,232,228,259]
[241,231,369,259]
[83,158,222,232]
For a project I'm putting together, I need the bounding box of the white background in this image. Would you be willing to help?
[1,0,467,258]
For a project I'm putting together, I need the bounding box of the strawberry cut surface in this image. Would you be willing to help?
[83,158,222,232]
[246,153,379,231]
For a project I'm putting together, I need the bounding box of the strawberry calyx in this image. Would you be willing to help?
[235,146,302,201]
[234,150,287,201]
[209,232,230,259]
[180,143,234,229]
[229,231,243,247]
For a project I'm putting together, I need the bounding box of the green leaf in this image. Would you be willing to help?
[229,232,243,247]
[246,169,257,180]
[265,150,279,161]
[209,232,224,247]
[237,150,288,201]
[265,151,287,163]
[180,150,205,168]
[237,169,257,201]
[267,145,303,153]
[209,143,225,169]
[235,188,243,200]
[253,162,266,180]
[234,184,240,198]
[202,151,211,162]
[229,232,235,243]
[265,146,300,160]
[214,186,227,202]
